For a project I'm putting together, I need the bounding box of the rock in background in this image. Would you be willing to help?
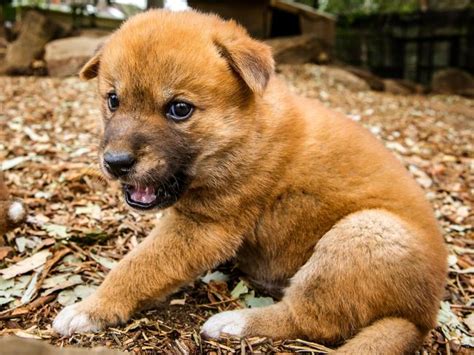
[341,66,385,91]
[382,79,427,95]
[266,35,331,65]
[3,11,69,75]
[45,36,108,77]
[322,66,370,91]
[432,68,474,97]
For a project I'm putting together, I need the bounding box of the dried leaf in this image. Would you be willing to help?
[14,330,42,340]
[23,126,49,143]
[0,156,29,171]
[0,247,13,261]
[170,298,186,306]
[20,271,40,305]
[447,254,458,267]
[465,313,474,333]
[0,250,51,280]
[15,237,27,253]
[75,204,102,220]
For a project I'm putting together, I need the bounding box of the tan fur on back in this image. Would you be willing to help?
[53,10,447,352]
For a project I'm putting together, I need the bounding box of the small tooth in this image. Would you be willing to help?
[145,187,151,193]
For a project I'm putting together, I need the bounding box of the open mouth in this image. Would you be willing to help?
[122,171,189,211]
[123,184,181,210]
[124,185,159,210]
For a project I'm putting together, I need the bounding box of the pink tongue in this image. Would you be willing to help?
[130,186,157,204]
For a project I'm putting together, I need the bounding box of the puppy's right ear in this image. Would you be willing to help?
[79,42,105,80]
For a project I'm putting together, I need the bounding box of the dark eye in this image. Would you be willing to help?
[107,93,120,111]
[166,101,194,121]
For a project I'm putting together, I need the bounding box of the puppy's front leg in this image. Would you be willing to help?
[53,211,242,336]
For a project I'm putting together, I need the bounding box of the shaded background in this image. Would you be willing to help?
[0,0,473,90]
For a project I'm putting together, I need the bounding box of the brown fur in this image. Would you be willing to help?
[0,171,25,234]
[54,10,447,353]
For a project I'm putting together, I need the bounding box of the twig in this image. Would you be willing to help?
[0,294,56,320]
[34,248,71,295]
[295,338,333,352]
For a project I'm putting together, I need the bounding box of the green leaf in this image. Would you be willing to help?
[90,254,117,270]
[0,276,14,291]
[244,292,274,308]
[230,280,249,299]
[201,271,229,284]
[437,301,473,346]
[73,284,97,300]
[57,289,78,306]
[11,276,31,291]
[0,297,14,306]
[42,275,84,296]
[43,223,69,239]
[42,273,71,289]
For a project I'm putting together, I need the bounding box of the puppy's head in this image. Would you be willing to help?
[81,10,274,211]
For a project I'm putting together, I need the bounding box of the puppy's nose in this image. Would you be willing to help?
[104,151,136,177]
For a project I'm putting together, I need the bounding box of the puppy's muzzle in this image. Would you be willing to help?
[103,151,136,178]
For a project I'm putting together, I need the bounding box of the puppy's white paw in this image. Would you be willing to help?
[8,201,25,223]
[201,310,248,339]
[53,303,100,336]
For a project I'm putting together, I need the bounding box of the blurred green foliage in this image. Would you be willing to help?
[318,0,420,15]
[295,0,320,7]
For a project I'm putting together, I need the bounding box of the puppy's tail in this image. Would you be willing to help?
[0,200,26,234]
[335,317,424,355]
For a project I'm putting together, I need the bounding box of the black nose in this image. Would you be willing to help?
[103,151,136,177]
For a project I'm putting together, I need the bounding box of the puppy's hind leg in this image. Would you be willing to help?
[201,210,446,353]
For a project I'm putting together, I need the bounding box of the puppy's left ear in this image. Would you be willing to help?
[79,42,106,80]
[215,30,274,95]
[80,53,101,80]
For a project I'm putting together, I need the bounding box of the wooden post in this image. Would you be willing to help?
[147,0,164,9]
[420,0,429,12]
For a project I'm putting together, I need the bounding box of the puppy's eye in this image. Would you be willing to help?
[107,93,120,112]
[166,101,194,121]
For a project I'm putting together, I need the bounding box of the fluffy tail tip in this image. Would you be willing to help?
[8,201,26,224]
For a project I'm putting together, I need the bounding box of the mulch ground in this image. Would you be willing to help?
[0,64,472,354]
